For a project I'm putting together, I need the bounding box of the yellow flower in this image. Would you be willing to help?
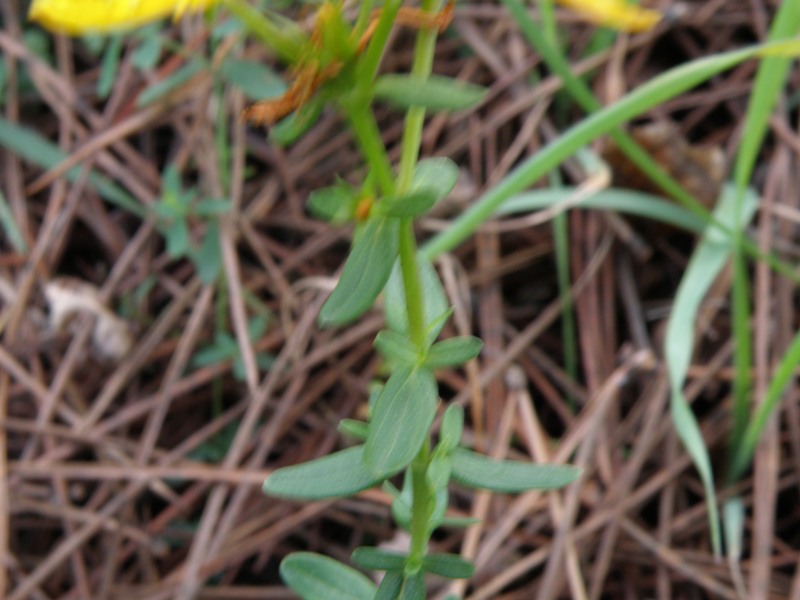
[28,0,218,35]
[557,0,662,33]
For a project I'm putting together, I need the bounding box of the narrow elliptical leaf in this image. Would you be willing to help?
[421,553,475,579]
[320,217,399,326]
[280,552,377,600]
[365,367,438,477]
[374,75,487,111]
[425,336,483,369]
[263,445,384,499]
[450,448,580,492]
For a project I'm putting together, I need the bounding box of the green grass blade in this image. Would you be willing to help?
[0,117,143,216]
[664,184,759,556]
[729,328,800,481]
[553,210,577,406]
[731,1,800,192]
[501,0,711,222]
[729,255,751,455]
[423,42,782,259]
[0,189,27,253]
[496,188,706,232]
[727,0,800,465]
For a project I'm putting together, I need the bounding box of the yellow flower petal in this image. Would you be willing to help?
[557,0,662,33]
[28,0,217,35]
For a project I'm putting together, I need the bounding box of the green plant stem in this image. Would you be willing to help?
[553,210,577,408]
[345,104,395,196]
[399,219,426,348]
[357,0,402,86]
[394,0,448,568]
[394,0,445,353]
[397,0,442,191]
[353,0,375,44]
[408,439,432,564]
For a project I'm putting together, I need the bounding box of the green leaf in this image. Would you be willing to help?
[731,326,800,480]
[191,332,236,367]
[319,217,399,326]
[665,184,758,549]
[219,57,286,101]
[165,219,190,258]
[0,190,26,253]
[422,553,475,579]
[399,571,425,600]
[727,0,800,489]
[0,117,142,216]
[194,198,231,216]
[425,336,483,369]
[496,188,705,233]
[426,452,451,489]
[439,404,464,452]
[384,253,449,345]
[450,448,580,492]
[308,180,359,224]
[374,330,420,366]
[365,382,385,419]
[131,26,163,70]
[377,159,459,218]
[378,189,439,218]
[280,552,377,600]
[374,75,487,111]
[263,445,385,500]
[193,221,221,283]
[351,547,407,571]
[375,571,403,600]
[411,158,460,203]
[246,314,270,340]
[337,419,369,440]
[365,367,438,477]
[97,35,122,99]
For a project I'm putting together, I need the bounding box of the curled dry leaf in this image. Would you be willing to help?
[44,277,133,362]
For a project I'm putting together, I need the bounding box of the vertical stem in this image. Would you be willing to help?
[399,219,426,348]
[345,104,395,196]
[357,0,402,86]
[395,0,446,352]
[408,439,432,564]
[396,0,446,565]
[347,0,449,566]
[397,0,443,191]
